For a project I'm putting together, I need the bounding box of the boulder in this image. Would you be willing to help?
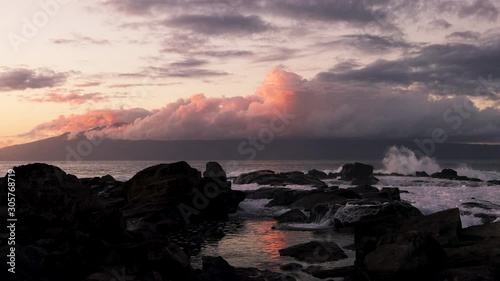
[234,170,327,188]
[274,209,307,223]
[436,265,500,281]
[124,161,201,203]
[306,169,328,179]
[203,161,227,181]
[415,171,429,177]
[99,174,116,183]
[431,168,458,179]
[340,163,377,184]
[266,190,316,207]
[397,208,462,247]
[245,187,292,199]
[279,241,348,263]
[362,231,447,281]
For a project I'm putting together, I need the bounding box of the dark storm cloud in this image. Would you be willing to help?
[0,68,67,91]
[317,42,500,97]
[427,19,452,29]
[316,34,413,53]
[165,14,271,35]
[458,0,499,21]
[446,31,481,41]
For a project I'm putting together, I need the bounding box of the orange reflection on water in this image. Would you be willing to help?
[254,220,287,260]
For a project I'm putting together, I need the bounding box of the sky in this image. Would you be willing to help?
[1,0,500,148]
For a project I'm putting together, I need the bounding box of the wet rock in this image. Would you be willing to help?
[460,221,500,239]
[306,169,328,179]
[275,209,308,223]
[436,265,500,281]
[363,231,447,281]
[234,170,327,188]
[203,161,227,181]
[280,263,303,271]
[397,208,462,247]
[487,180,500,186]
[416,171,429,177]
[340,163,379,185]
[266,190,316,207]
[99,174,116,183]
[279,241,347,263]
[245,187,292,199]
[462,200,500,211]
[304,265,355,279]
[432,168,458,179]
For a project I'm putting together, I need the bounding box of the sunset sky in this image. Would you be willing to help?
[1,0,500,147]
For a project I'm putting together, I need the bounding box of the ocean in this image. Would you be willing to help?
[1,147,499,274]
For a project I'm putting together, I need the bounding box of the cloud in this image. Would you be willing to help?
[316,34,413,54]
[27,92,108,105]
[316,42,500,97]
[0,68,67,91]
[427,19,452,29]
[74,82,102,87]
[51,34,110,46]
[458,0,499,21]
[446,31,481,41]
[22,67,500,143]
[120,65,229,79]
[165,14,271,35]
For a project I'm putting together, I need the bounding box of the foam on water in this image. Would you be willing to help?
[381,146,500,181]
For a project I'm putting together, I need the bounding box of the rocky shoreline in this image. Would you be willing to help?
[0,161,499,281]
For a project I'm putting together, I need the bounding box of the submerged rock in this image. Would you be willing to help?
[279,241,348,263]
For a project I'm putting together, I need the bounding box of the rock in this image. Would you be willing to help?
[397,208,462,247]
[334,201,422,228]
[432,168,458,179]
[308,203,332,223]
[266,190,316,207]
[436,265,500,281]
[445,238,500,268]
[275,209,308,223]
[462,200,500,211]
[460,221,500,239]
[198,256,237,281]
[306,169,328,179]
[99,174,116,183]
[416,171,429,177]
[379,187,401,201]
[0,163,101,243]
[474,213,498,224]
[279,241,347,263]
[304,265,355,279]
[203,161,227,181]
[245,187,292,199]
[124,161,201,203]
[340,163,378,185]
[362,231,447,281]
[487,180,500,186]
[280,263,303,271]
[234,170,327,188]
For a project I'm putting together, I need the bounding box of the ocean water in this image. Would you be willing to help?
[1,147,499,274]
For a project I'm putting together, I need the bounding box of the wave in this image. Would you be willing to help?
[381,146,440,175]
[381,146,500,181]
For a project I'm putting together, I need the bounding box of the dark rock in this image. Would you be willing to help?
[432,168,458,179]
[280,263,303,271]
[416,171,429,177]
[436,265,500,281]
[335,201,422,228]
[487,180,500,186]
[279,241,347,263]
[397,208,462,247]
[308,203,332,223]
[203,161,227,181]
[266,190,316,207]
[275,209,307,223]
[245,187,292,199]
[305,265,355,279]
[460,221,500,240]
[234,170,327,188]
[306,169,328,179]
[99,174,115,183]
[198,256,237,281]
[462,200,500,211]
[362,231,447,281]
[340,163,377,184]
[351,176,379,186]
[379,187,401,201]
[445,237,500,268]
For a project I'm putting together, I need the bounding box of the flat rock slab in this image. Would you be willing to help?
[279,241,347,263]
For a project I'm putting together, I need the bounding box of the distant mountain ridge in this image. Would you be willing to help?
[1,134,500,161]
